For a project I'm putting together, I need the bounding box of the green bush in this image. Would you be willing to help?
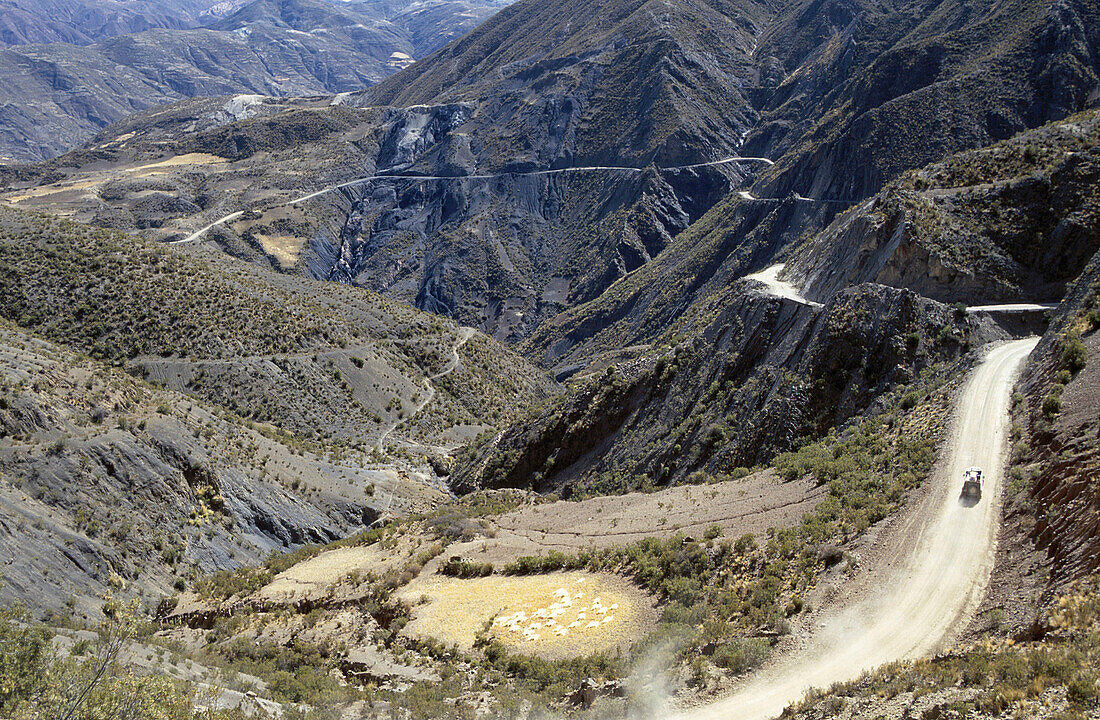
[193,566,272,600]
[1063,334,1088,373]
[440,558,494,578]
[1043,392,1063,417]
[712,638,770,674]
[0,608,51,715]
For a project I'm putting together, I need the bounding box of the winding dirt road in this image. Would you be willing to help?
[375,327,474,453]
[175,156,777,244]
[680,337,1038,720]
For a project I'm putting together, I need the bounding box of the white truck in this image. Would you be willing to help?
[962,467,984,500]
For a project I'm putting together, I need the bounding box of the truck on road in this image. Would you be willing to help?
[962,467,984,500]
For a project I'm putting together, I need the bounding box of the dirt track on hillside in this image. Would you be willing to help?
[679,337,1038,720]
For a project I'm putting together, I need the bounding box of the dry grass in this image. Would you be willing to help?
[129,153,225,174]
[254,232,303,267]
[398,571,656,659]
[257,539,417,603]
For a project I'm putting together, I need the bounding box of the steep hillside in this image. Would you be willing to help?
[0,206,556,456]
[745,0,1100,204]
[456,112,1099,499]
[366,0,767,169]
[523,107,1098,372]
[454,280,1008,496]
[343,0,1098,349]
[980,247,1100,634]
[785,109,1100,305]
[0,321,436,618]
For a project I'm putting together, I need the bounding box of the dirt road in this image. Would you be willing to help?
[680,337,1037,720]
[176,156,776,243]
[170,210,243,244]
[375,327,474,453]
[967,303,1059,313]
[745,263,823,308]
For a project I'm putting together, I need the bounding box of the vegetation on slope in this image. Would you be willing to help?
[0,206,556,446]
[785,577,1100,720]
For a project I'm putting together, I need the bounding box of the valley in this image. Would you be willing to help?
[0,0,1099,717]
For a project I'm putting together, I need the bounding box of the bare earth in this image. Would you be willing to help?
[256,537,424,605]
[431,470,824,572]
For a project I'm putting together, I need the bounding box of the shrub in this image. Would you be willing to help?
[440,558,494,578]
[900,391,921,410]
[1043,392,1063,417]
[1062,334,1088,373]
[0,609,51,714]
[712,638,770,674]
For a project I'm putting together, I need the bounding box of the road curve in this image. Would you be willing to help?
[745,263,823,308]
[375,327,474,453]
[678,337,1038,720]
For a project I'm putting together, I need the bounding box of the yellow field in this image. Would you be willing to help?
[398,571,655,659]
[257,539,417,604]
[129,153,225,174]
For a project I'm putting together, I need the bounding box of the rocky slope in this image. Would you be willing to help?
[453,112,1100,501]
[453,280,1009,496]
[784,110,1100,305]
[0,0,509,162]
[978,245,1100,638]
[0,204,556,618]
[0,321,416,619]
[343,0,1099,351]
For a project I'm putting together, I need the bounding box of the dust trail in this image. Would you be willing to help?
[675,337,1037,720]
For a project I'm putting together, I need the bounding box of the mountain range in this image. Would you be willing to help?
[2,0,1100,716]
[0,0,511,162]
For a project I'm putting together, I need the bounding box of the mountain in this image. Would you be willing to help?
[0,0,510,162]
[25,0,1089,352]
[456,109,1098,497]
[0,0,220,45]
[516,0,1099,366]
